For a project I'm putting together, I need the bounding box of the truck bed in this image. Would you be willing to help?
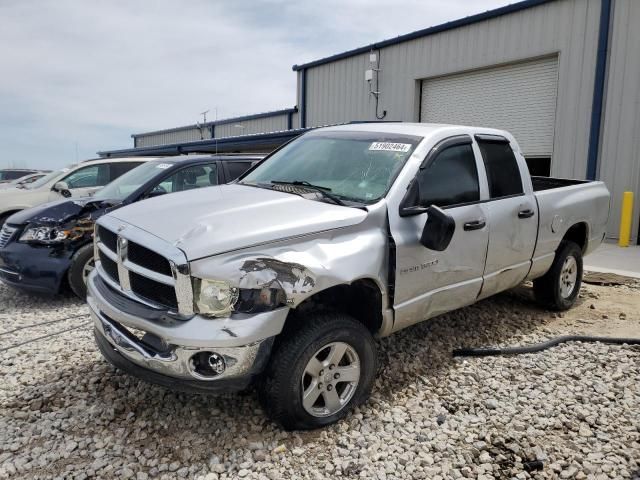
[531,176,590,192]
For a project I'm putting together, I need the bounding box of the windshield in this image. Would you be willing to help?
[24,167,73,190]
[240,131,422,204]
[93,160,174,201]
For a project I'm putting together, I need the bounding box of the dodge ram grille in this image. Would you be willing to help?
[94,219,193,316]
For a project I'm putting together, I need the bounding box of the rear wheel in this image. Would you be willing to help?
[533,241,583,311]
[258,313,377,430]
[68,243,95,299]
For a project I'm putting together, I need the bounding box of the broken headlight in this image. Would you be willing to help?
[193,278,288,317]
[235,287,287,314]
[193,278,239,317]
[19,225,86,244]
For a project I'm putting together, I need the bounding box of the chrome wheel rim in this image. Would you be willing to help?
[301,341,360,417]
[560,255,578,298]
[82,258,95,285]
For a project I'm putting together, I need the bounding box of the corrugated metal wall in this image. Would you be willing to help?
[599,0,640,241]
[299,0,601,181]
[135,126,212,148]
[133,112,294,148]
[215,114,289,138]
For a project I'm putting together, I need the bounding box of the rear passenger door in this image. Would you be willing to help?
[475,135,538,299]
[391,136,490,330]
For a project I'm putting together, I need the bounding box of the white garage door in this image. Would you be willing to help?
[420,56,559,158]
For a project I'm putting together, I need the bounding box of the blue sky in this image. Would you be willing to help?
[0,0,511,170]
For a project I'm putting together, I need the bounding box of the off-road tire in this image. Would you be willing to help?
[533,241,583,311]
[68,243,95,299]
[258,313,377,430]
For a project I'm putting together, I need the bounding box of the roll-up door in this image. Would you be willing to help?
[420,56,559,163]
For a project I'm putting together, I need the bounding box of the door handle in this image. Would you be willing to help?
[463,219,486,231]
[518,208,535,219]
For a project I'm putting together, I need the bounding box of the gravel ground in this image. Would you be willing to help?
[1,278,639,480]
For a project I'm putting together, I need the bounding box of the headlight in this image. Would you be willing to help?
[193,278,239,317]
[235,287,287,314]
[193,278,287,317]
[19,226,72,244]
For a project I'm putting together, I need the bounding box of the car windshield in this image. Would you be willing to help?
[240,131,422,204]
[24,167,73,190]
[93,160,174,201]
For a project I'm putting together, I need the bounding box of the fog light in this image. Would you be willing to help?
[208,353,226,375]
[189,351,227,379]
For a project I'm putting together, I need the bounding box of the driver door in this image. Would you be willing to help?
[389,136,490,331]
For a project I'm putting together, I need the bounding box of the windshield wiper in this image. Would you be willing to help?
[271,180,345,206]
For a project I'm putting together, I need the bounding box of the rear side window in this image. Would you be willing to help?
[109,162,143,181]
[417,144,480,208]
[225,161,252,181]
[477,140,524,198]
[62,164,110,188]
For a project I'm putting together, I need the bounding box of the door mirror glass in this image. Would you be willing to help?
[420,205,455,251]
[53,181,71,198]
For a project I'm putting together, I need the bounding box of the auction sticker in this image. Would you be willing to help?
[369,142,412,153]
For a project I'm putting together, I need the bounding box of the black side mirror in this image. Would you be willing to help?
[420,205,455,251]
[399,179,430,217]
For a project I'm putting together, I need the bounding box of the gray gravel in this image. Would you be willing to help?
[1,281,639,479]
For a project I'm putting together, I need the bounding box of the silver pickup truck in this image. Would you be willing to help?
[87,123,610,429]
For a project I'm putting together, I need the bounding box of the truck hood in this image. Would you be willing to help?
[109,184,368,260]
[7,197,119,226]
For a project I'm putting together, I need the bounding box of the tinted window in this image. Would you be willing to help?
[61,164,110,189]
[477,141,524,198]
[225,161,251,181]
[417,144,480,208]
[151,163,218,194]
[109,162,144,181]
[525,157,551,177]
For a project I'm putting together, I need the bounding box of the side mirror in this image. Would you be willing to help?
[420,205,455,251]
[53,181,71,198]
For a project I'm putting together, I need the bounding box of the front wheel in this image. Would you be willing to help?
[68,243,95,298]
[258,313,377,430]
[533,241,583,311]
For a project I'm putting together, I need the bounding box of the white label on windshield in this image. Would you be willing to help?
[369,142,412,153]
[156,163,172,169]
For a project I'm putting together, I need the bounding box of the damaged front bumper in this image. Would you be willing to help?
[87,271,288,393]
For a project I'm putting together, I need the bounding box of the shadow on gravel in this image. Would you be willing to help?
[4,283,565,470]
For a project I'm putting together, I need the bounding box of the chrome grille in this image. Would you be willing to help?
[94,217,193,315]
[0,225,17,248]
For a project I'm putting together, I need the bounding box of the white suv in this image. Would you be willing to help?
[0,157,152,225]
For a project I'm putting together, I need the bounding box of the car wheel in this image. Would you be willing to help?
[533,241,583,311]
[68,243,95,299]
[258,312,377,430]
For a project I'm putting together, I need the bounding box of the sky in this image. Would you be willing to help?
[0,0,513,170]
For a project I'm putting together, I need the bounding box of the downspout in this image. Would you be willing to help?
[300,68,307,129]
[586,0,613,180]
[287,111,293,130]
[210,124,215,140]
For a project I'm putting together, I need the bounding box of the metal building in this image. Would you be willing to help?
[102,0,639,242]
